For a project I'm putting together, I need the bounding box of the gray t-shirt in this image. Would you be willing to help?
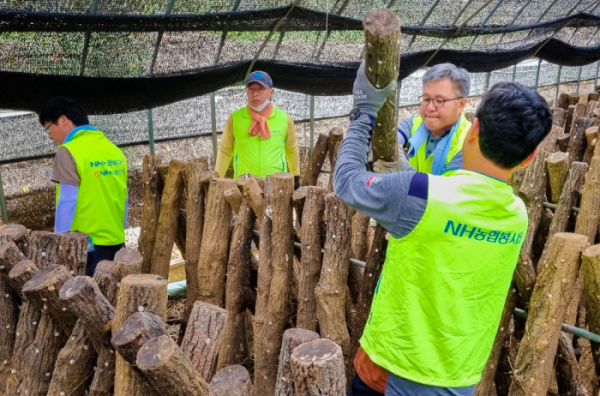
[51,147,80,187]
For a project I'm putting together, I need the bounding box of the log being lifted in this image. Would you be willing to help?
[151,159,186,277]
[181,301,228,382]
[136,335,209,396]
[302,133,329,187]
[197,178,236,307]
[508,233,588,396]
[139,155,164,274]
[113,274,168,396]
[274,328,320,396]
[291,339,346,396]
[210,365,253,396]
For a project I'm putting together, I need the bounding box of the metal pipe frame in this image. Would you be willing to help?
[149,0,177,74]
[310,95,315,153]
[78,0,102,76]
[0,169,8,224]
[147,108,155,156]
[210,92,218,167]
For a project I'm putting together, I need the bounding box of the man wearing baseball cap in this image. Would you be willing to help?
[215,70,300,187]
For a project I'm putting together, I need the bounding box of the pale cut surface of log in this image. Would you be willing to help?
[111,311,167,364]
[181,301,228,382]
[209,364,253,396]
[291,339,346,396]
[197,178,236,307]
[275,328,320,396]
[508,233,588,396]
[138,155,164,274]
[0,224,30,257]
[302,133,329,187]
[6,260,36,296]
[0,241,27,277]
[137,335,209,396]
[296,187,326,331]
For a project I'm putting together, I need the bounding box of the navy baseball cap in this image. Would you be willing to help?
[246,71,273,88]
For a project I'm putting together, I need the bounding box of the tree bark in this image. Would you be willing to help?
[514,150,549,305]
[327,127,344,191]
[547,152,569,204]
[113,274,168,396]
[474,286,517,396]
[553,107,567,127]
[582,244,600,379]
[151,160,186,278]
[558,93,570,110]
[291,339,346,396]
[363,8,400,163]
[275,328,320,396]
[113,248,143,296]
[555,332,587,396]
[539,124,561,154]
[579,94,589,106]
[22,264,76,334]
[348,212,369,303]
[567,116,594,164]
[224,187,244,214]
[565,105,576,137]
[197,178,236,307]
[315,194,352,361]
[29,231,59,268]
[139,155,164,274]
[586,101,600,118]
[507,233,588,396]
[180,301,228,382]
[537,161,588,274]
[6,260,36,296]
[296,187,326,331]
[111,311,166,364]
[0,277,17,393]
[254,173,295,396]
[57,232,88,276]
[0,241,27,277]
[236,173,265,222]
[137,335,209,396]
[210,365,253,396]
[0,224,30,257]
[302,133,329,187]
[217,200,255,369]
[558,133,571,152]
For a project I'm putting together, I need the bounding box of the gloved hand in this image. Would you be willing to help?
[353,60,397,120]
[294,175,301,190]
[373,151,412,174]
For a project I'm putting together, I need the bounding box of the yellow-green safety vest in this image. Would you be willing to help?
[231,105,288,179]
[360,170,528,387]
[57,129,128,246]
[409,114,471,174]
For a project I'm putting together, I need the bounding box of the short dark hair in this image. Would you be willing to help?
[39,97,89,127]
[475,82,552,169]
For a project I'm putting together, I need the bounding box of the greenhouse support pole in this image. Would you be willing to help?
[0,169,7,224]
[555,65,562,105]
[534,59,542,90]
[78,0,102,76]
[147,109,156,156]
[309,95,315,153]
[577,66,583,94]
[210,92,218,166]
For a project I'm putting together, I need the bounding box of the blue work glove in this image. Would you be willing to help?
[353,60,397,121]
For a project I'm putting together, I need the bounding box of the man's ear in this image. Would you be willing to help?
[458,97,468,112]
[519,147,539,168]
[465,117,480,143]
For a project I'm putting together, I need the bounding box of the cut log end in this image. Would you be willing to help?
[111,311,166,364]
[363,8,400,36]
[209,365,253,396]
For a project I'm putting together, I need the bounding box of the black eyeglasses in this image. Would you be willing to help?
[419,95,464,108]
[43,122,54,133]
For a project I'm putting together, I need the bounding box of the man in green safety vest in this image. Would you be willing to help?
[336,62,551,395]
[39,97,128,277]
[214,71,301,188]
[373,63,471,176]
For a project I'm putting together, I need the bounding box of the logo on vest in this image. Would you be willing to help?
[444,220,523,245]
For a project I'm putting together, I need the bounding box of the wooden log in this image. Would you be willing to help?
[136,335,209,396]
[590,93,600,102]
[59,276,115,347]
[327,141,342,193]
[537,162,588,274]
[6,260,36,295]
[315,194,352,360]
[586,101,600,118]
[29,231,59,268]
[507,232,588,396]
[139,155,164,274]
[254,173,295,395]
[111,311,167,364]
[594,108,600,118]
[579,94,589,106]
[558,133,571,152]
[217,200,255,369]
[539,124,561,153]
[113,274,168,396]
[182,160,207,334]
[291,339,346,396]
[180,301,227,381]
[582,244,600,379]
[8,300,41,394]
[47,320,97,396]
[197,178,236,307]
[555,332,587,396]
[292,186,309,239]
[474,286,518,396]
[583,126,598,163]
[0,277,17,392]
[57,232,88,276]
[570,94,581,106]
[0,241,27,277]
[113,248,143,293]
[558,93,570,110]
[547,152,569,203]
[364,8,400,163]
[236,173,265,221]
[514,150,549,304]
[565,105,576,135]
[296,187,326,331]
[274,328,320,396]
[567,116,594,163]
[553,107,567,127]
[22,264,77,333]
[224,187,243,214]
[302,133,329,187]
[151,160,186,277]
[157,164,169,182]
[327,128,344,191]
[209,365,253,396]
[0,224,30,256]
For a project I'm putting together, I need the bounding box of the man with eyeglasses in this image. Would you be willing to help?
[214,71,301,188]
[374,63,470,176]
[39,97,128,276]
